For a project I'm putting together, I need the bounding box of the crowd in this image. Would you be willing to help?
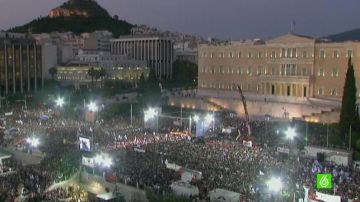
[0,102,359,201]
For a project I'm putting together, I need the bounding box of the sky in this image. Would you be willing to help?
[1,0,360,40]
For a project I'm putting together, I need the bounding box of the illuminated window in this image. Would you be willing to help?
[318,87,324,95]
[333,50,339,58]
[347,49,353,58]
[318,68,325,77]
[320,50,325,58]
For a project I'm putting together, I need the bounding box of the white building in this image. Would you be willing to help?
[110,35,174,79]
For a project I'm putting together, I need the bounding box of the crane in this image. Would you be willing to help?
[236,85,251,140]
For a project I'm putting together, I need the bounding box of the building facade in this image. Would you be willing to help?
[0,33,43,95]
[110,36,174,79]
[198,33,360,101]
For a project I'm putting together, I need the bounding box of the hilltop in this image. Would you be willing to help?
[8,0,134,38]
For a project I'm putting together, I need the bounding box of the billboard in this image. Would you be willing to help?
[79,137,91,152]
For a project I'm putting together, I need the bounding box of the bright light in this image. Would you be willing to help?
[88,102,98,112]
[102,156,113,168]
[144,107,158,122]
[267,177,283,192]
[204,113,214,124]
[285,127,296,140]
[193,115,200,122]
[26,137,40,148]
[94,153,112,168]
[55,97,65,107]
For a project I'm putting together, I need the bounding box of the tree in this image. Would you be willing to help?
[87,67,96,88]
[138,73,146,94]
[99,67,107,87]
[339,57,357,142]
[172,59,198,87]
[142,68,161,105]
[48,67,58,79]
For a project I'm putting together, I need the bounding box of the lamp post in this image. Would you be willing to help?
[87,101,98,149]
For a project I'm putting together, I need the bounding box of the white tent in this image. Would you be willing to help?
[209,188,240,202]
[170,181,199,197]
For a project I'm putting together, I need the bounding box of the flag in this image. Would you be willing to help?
[259,170,264,176]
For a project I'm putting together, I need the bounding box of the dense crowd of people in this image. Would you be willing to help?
[0,102,359,201]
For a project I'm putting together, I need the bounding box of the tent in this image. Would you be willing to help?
[170,181,199,197]
[209,189,240,202]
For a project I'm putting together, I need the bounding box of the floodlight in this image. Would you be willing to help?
[285,127,296,140]
[267,177,283,192]
[193,115,200,122]
[88,102,98,112]
[55,97,65,107]
[204,113,214,124]
[26,137,40,148]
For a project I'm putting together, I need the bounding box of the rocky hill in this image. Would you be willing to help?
[8,0,134,38]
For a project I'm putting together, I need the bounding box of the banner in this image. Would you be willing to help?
[277,147,290,154]
[5,112,13,116]
[243,140,252,148]
[82,156,95,168]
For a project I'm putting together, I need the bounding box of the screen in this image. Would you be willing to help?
[79,137,91,152]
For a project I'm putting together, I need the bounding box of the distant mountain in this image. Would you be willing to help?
[7,0,134,38]
[324,28,360,42]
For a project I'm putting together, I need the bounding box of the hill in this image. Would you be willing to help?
[7,0,134,38]
[324,28,360,42]
[49,0,110,18]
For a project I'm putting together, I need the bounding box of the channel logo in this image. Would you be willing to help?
[316,173,332,189]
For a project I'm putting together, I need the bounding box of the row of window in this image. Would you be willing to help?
[200,80,339,97]
[202,65,340,77]
[318,87,338,96]
[319,49,353,58]
[201,49,354,59]
[201,81,257,91]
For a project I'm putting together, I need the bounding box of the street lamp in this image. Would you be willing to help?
[87,102,98,112]
[285,127,296,140]
[26,137,40,148]
[55,97,65,107]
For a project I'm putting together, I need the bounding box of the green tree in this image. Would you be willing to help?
[339,57,357,143]
[138,73,146,94]
[172,59,198,87]
[87,67,96,88]
[143,68,161,105]
[99,67,107,87]
[48,67,58,79]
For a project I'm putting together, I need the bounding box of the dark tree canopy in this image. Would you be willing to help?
[339,57,357,138]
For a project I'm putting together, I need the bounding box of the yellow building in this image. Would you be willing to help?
[192,33,360,121]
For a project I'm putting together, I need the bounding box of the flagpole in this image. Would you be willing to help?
[349,125,352,150]
[326,123,329,147]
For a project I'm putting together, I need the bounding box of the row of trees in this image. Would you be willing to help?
[87,67,107,88]
[48,66,107,88]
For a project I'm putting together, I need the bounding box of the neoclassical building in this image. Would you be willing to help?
[0,33,43,95]
[185,33,360,121]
